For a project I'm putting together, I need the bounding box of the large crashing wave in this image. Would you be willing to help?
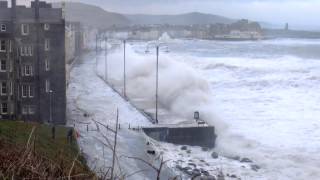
[97,45,227,133]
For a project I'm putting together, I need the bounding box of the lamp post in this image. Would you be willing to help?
[49,90,55,139]
[104,35,108,82]
[49,90,53,123]
[123,40,127,98]
[155,46,159,124]
[145,43,169,124]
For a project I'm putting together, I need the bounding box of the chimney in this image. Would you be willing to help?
[11,0,15,7]
[11,0,16,19]
[34,0,39,20]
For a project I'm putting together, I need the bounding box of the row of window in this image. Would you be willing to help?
[0,59,50,73]
[0,102,35,115]
[0,80,50,97]
[0,39,50,53]
[0,23,50,34]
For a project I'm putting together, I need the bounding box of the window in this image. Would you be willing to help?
[0,24,6,32]
[22,85,28,98]
[45,39,50,51]
[0,59,6,72]
[21,84,33,98]
[20,46,33,56]
[1,82,7,95]
[29,85,34,98]
[1,103,8,114]
[45,79,50,93]
[44,23,50,31]
[22,105,35,115]
[22,106,28,115]
[21,24,29,35]
[45,59,50,71]
[28,106,35,114]
[0,40,5,52]
[24,65,33,76]
[28,46,33,56]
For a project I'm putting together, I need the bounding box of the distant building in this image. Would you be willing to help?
[0,0,66,124]
[285,23,289,31]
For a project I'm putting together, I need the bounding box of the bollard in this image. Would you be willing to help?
[129,124,130,129]
[87,124,89,132]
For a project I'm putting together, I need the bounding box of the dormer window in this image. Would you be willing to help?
[0,24,6,32]
[44,23,50,31]
[21,24,29,35]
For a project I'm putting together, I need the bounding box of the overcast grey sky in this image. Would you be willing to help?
[20,0,320,30]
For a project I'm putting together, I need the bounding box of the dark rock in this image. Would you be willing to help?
[192,168,201,176]
[211,152,219,159]
[229,156,240,161]
[201,169,210,176]
[202,147,209,151]
[240,157,253,163]
[175,165,183,170]
[187,150,192,154]
[181,146,188,150]
[147,150,155,155]
[188,163,197,168]
[251,164,261,171]
[230,174,237,178]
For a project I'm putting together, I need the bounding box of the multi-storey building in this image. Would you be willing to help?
[0,0,66,124]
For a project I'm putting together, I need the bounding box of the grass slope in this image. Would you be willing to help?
[0,121,95,179]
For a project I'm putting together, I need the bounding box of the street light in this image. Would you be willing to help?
[145,42,169,124]
[123,40,127,98]
[104,35,108,82]
[49,90,53,124]
[49,90,55,139]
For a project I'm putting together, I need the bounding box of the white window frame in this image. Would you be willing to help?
[21,24,29,35]
[28,106,35,114]
[0,40,6,52]
[1,102,8,115]
[45,79,50,93]
[29,85,34,98]
[1,82,7,96]
[44,23,50,31]
[22,106,28,115]
[28,46,33,56]
[0,59,6,72]
[0,24,6,32]
[21,85,28,98]
[24,64,33,76]
[45,59,50,71]
[45,39,50,51]
[20,47,25,56]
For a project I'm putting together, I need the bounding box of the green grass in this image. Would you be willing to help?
[0,120,94,178]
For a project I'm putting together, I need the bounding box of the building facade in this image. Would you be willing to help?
[0,0,66,124]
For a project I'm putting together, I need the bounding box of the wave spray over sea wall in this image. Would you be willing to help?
[97,45,226,131]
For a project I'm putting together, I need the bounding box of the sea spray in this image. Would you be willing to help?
[97,45,227,133]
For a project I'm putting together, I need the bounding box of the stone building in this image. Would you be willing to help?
[0,0,66,124]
